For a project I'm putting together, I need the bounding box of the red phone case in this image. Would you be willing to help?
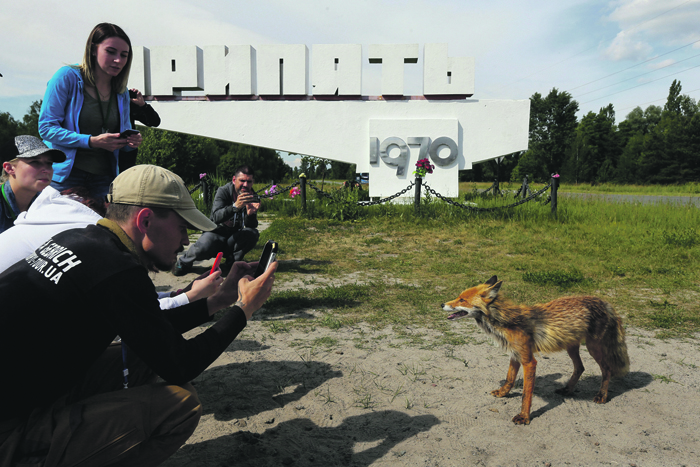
[211,252,223,274]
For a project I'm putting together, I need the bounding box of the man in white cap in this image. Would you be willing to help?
[0,165,276,467]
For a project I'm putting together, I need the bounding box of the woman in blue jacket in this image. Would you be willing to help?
[39,23,142,199]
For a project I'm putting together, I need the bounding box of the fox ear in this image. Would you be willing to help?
[485,275,498,286]
[485,281,503,301]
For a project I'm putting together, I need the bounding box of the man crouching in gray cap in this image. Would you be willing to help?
[0,165,276,467]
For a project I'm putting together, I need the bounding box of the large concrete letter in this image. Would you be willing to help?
[203,45,257,96]
[368,44,419,96]
[257,44,309,96]
[150,46,204,96]
[423,43,474,97]
[129,46,151,95]
[311,44,362,96]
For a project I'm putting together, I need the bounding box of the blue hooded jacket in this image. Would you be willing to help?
[38,66,133,183]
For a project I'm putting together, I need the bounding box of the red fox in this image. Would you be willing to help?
[442,276,630,425]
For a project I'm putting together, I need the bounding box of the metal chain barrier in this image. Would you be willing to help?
[356,182,416,206]
[300,178,548,210]
[479,181,497,195]
[255,182,273,194]
[255,180,301,200]
[306,181,334,199]
[189,179,300,202]
[234,176,551,212]
[188,181,203,195]
[422,181,552,212]
[304,179,417,206]
[188,177,218,195]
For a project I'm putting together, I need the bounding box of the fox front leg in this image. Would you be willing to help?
[491,357,521,398]
[512,355,537,425]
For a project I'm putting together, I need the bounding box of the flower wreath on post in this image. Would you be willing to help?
[413,158,435,178]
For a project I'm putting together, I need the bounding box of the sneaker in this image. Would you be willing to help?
[172,258,191,276]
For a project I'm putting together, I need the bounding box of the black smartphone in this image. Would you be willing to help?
[119,129,140,138]
[253,240,278,278]
[129,90,138,98]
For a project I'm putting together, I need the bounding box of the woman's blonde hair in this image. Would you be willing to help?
[78,23,133,94]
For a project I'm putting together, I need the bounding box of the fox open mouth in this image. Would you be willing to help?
[447,311,469,320]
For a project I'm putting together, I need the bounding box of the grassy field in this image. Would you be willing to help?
[193,175,700,204]
[460,180,700,197]
[190,177,700,340]
[234,190,700,342]
[249,178,700,198]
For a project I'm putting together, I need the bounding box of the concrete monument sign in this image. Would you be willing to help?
[128,43,529,198]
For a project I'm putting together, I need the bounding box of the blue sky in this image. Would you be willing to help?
[2,0,699,167]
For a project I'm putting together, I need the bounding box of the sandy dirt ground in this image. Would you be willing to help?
[152,237,700,467]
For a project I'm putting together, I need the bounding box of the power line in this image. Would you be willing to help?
[617,86,700,112]
[566,38,700,92]
[579,63,700,105]
[495,0,694,92]
[573,52,700,98]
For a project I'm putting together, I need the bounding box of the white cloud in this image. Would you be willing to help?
[604,30,654,61]
[603,0,700,61]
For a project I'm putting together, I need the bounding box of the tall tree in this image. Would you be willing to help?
[137,128,220,183]
[17,100,42,138]
[0,112,20,145]
[217,144,290,182]
[664,79,683,115]
[638,80,700,183]
[329,160,355,180]
[617,105,662,183]
[515,88,579,181]
[575,104,620,183]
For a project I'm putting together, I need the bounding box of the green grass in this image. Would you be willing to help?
[460,180,700,197]
[522,269,588,289]
[557,181,700,196]
[255,194,700,339]
[192,179,700,339]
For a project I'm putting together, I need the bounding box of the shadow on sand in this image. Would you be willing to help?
[492,370,654,421]
[191,358,343,421]
[163,411,439,467]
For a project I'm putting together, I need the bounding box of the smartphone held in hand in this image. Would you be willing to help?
[253,240,278,278]
[211,252,223,274]
[119,129,140,138]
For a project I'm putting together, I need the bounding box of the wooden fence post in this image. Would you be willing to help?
[521,175,529,200]
[493,177,499,196]
[414,176,422,213]
[550,173,559,217]
[202,178,209,207]
[300,174,307,213]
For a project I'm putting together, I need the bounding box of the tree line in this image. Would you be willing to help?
[466,79,699,185]
[135,127,292,184]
